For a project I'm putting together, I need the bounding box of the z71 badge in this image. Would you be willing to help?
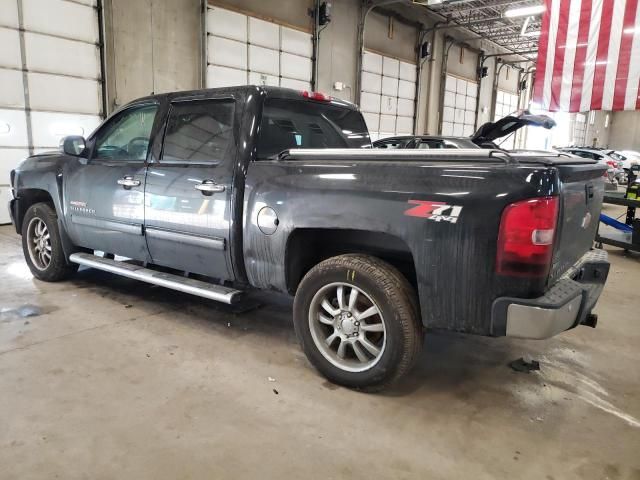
[404,200,463,224]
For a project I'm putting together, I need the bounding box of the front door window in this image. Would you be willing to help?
[93,105,158,161]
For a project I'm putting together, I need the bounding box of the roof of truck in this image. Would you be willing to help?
[124,85,359,111]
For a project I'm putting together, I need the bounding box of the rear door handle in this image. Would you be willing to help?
[194,180,225,195]
[117,176,141,188]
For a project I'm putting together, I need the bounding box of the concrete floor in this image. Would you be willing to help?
[0,207,639,480]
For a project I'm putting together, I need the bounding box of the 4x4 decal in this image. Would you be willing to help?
[404,200,463,224]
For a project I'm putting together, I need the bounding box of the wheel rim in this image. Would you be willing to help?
[308,282,386,373]
[26,217,52,271]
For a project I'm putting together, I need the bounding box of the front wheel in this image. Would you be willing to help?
[293,254,423,391]
[21,202,78,282]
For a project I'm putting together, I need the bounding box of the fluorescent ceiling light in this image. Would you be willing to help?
[505,4,545,18]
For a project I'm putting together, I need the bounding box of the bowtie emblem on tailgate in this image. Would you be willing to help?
[404,200,463,224]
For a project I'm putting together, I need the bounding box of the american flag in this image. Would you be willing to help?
[532,0,640,112]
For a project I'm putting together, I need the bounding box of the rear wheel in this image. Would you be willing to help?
[293,254,423,391]
[21,203,78,281]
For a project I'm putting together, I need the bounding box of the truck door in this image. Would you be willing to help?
[143,97,236,281]
[65,102,159,260]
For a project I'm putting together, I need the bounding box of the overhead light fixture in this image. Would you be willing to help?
[520,16,542,37]
[505,4,545,18]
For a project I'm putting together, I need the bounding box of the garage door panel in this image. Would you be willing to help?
[362,112,379,133]
[0,148,29,185]
[0,109,28,147]
[28,73,100,115]
[397,98,414,117]
[379,114,396,134]
[467,82,477,98]
[453,123,464,136]
[208,36,247,70]
[207,65,247,88]
[0,28,22,69]
[249,71,278,86]
[280,53,311,82]
[23,0,98,44]
[208,7,247,42]
[380,95,397,115]
[443,91,455,108]
[0,69,25,108]
[442,121,453,136]
[361,71,381,93]
[249,17,279,49]
[398,80,414,99]
[30,111,100,148]
[280,77,310,91]
[445,75,457,92]
[0,1,19,28]
[456,78,468,94]
[443,107,454,123]
[396,116,413,135]
[399,61,416,82]
[465,96,476,110]
[464,110,475,124]
[25,33,100,79]
[382,57,399,78]
[249,45,279,76]
[280,27,311,57]
[362,51,382,74]
[381,76,398,96]
[360,92,381,113]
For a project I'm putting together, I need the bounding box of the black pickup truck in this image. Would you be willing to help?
[9,86,610,390]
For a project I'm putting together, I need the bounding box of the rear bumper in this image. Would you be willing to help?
[491,249,609,339]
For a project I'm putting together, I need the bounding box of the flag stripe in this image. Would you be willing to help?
[612,0,639,109]
[601,0,627,109]
[533,0,553,105]
[569,0,593,111]
[580,0,604,112]
[626,5,640,109]
[549,0,572,110]
[559,0,584,110]
[543,0,562,109]
[590,0,614,109]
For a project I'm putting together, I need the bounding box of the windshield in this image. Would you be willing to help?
[256,99,370,158]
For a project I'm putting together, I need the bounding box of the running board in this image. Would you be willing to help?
[69,252,243,304]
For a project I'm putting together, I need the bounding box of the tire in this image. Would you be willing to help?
[293,254,423,391]
[21,202,78,282]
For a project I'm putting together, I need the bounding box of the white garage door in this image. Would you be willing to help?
[206,6,312,92]
[442,74,477,137]
[494,89,519,149]
[359,50,416,141]
[0,0,103,223]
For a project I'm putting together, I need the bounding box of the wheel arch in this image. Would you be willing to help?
[285,228,418,299]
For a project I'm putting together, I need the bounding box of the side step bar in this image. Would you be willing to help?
[69,252,243,304]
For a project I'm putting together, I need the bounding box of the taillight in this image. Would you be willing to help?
[496,196,559,277]
[606,160,617,168]
[302,90,331,102]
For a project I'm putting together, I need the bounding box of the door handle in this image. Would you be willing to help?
[117,176,141,188]
[194,180,225,194]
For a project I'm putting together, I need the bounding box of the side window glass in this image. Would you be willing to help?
[162,99,235,163]
[93,105,158,161]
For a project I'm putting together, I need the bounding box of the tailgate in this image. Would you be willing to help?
[548,164,607,284]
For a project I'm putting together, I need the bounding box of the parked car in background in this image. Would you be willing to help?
[558,147,626,187]
[373,110,555,151]
[610,150,640,173]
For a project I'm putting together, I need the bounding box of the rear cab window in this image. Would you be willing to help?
[161,99,235,164]
[256,98,370,159]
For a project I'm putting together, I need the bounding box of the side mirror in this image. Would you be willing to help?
[60,135,86,156]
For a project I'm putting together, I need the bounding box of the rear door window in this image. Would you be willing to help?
[161,99,235,164]
[256,99,370,158]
